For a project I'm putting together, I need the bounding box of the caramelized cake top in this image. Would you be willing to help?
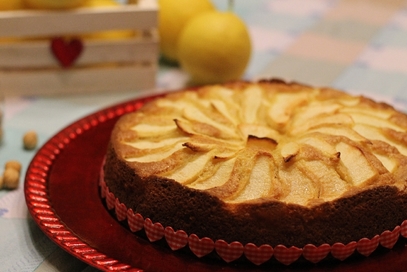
[112,80,407,206]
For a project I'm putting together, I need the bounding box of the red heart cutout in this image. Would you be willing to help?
[400,220,407,238]
[244,243,273,265]
[188,234,214,258]
[144,218,164,242]
[50,37,83,68]
[357,235,380,257]
[127,209,144,232]
[215,240,244,263]
[99,172,106,190]
[302,243,330,263]
[105,189,116,210]
[164,227,188,251]
[380,226,400,249]
[114,198,127,221]
[331,241,357,261]
[273,245,302,265]
[99,179,107,198]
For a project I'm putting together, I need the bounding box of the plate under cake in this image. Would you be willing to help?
[102,79,407,264]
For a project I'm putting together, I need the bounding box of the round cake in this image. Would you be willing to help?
[103,79,407,260]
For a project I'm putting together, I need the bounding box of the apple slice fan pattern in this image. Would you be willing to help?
[50,37,83,68]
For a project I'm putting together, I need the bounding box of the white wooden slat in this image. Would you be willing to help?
[0,64,157,96]
[0,31,158,68]
[0,0,158,38]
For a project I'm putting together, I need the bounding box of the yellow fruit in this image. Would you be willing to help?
[158,0,215,62]
[0,38,24,43]
[86,29,136,40]
[81,0,121,8]
[178,11,251,85]
[81,0,136,40]
[24,0,86,9]
[0,0,24,10]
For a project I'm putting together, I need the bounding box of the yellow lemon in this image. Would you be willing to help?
[81,0,136,40]
[0,0,24,10]
[0,38,25,43]
[178,11,251,85]
[158,0,214,63]
[85,29,136,41]
[24,0,86,9]
[81,0,116,6]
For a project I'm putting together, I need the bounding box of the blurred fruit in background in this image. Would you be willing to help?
[158,0,215,63]
[177,10,251,85]
[82,0,119,6]
[23,0,86,9]
[0,0,24,10]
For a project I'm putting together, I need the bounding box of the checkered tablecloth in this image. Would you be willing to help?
[1,0,407,271]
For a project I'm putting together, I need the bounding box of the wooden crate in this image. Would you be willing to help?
[0,0,158,96]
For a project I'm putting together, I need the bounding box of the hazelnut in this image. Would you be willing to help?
[5,160,22,174]
[23,130,38,150]
[3,168,19,190]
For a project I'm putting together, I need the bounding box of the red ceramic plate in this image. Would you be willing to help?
[24,94,407,272]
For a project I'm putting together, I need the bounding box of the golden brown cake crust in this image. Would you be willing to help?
[104,145,407,246]
[103,79,407,247]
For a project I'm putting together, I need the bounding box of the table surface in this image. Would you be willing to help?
[2,0,407,271]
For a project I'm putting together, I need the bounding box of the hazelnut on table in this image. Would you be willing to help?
[5,160,22,174]
[3,168,19,190]
[23,130,38,150]
[1,160,23,190]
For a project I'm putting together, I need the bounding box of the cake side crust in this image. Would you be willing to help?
[104,142,407,247]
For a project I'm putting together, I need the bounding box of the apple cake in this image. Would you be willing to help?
[103,79,407,254]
